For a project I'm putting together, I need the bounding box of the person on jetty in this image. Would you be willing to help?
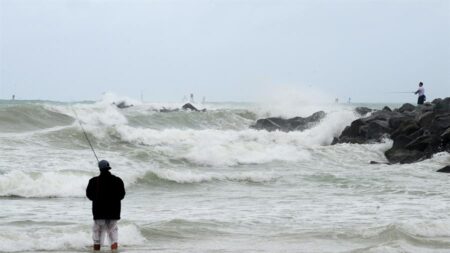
[414,82,426,105]
[86,160,126,251]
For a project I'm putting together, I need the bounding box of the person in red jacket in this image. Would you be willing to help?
[86,160,125,251]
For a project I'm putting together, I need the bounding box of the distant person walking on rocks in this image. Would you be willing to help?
[86,160,125,251]
[414,82,426,105]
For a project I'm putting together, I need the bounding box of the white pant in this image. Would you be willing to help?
[92,220,118,245]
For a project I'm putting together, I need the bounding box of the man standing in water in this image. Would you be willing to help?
[414,82,426,105]
[86,160,125,251]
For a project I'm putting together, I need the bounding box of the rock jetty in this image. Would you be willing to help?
[333,98,450,164]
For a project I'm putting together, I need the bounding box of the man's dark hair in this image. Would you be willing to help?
[419,82,423,86]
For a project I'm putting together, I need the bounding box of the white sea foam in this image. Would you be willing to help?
[111,126,314,166]
[0,223,146,252]
[0,170,91,197]
[148,168,277,184]
[0,165,275,198]
[48,95,130,139]
[0,155,152,198]
[364,243,450,253]
[96,106,357,166]
[401,220,450,237]
[71,105,127,131]
[293,109,358,145]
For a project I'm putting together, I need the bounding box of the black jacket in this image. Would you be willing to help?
[86,171,125,220]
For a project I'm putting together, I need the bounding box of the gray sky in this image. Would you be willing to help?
[1,0,449,103]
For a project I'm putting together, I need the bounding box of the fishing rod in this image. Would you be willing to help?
[384,91,414,94]
[71,105,99,162]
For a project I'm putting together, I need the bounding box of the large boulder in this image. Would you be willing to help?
[382,106,392,112]
[390,121,419,139]
[160,108,180,113]
[405,135,434,151]
[366,120,390,140]
[388,115,413,130]
[441,127,450,143]
[434,97,450,113]
[363,110,399,122]
[398,103,416,113]
[251,111,326,132]
[355,107,373,116]
[385,148,424,164]
[182,103,206,112]
[335,119,367,144]
[288,111,326,131]
[418,103,434,113]
[432,98,442,104]
[251,117,289,132]
[417,111,435,128]
[391,135,413,149]
[114,101,133,109]
[437,165,450,173]
[430,113,450,132]
[334,110,399,144]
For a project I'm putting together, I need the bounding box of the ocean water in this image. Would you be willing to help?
[0,96,450,253]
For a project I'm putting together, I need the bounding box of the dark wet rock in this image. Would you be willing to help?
[367,120,390,140]
[382,106,392,112]
[441,128,450,144]
[182,103,206,112]
[334,119,366,144]
[331,137,339,145]
[288,111,326,131]
[182,103,199,111]
[388,115,413,129]
[114,101,133,109]
[384,148,425,164]
[388,116,413,130]
[434,97,450,113]
[390,121,419,139]
[335,110,401,144]
[432,98,442,104]
[437,165,450,173]
[369,161,391,165]
[251,111,326,132]
[419,103,434,113]
[398,103,415,113]
[364,110,399,122]
[355,107,373,116]
[417,111,435,128]
[391,135,413,149]
[406,128,425,141]
[405,135,434,151]
[430,113,450,131]
[160,103,206,112]
[160,108,180,113]
[334,97,450,164]
[252,118,289,132]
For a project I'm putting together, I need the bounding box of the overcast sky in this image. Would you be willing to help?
[1,0,449,103]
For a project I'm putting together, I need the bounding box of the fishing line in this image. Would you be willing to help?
[384,91,414,94]
[71,105,99,162]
